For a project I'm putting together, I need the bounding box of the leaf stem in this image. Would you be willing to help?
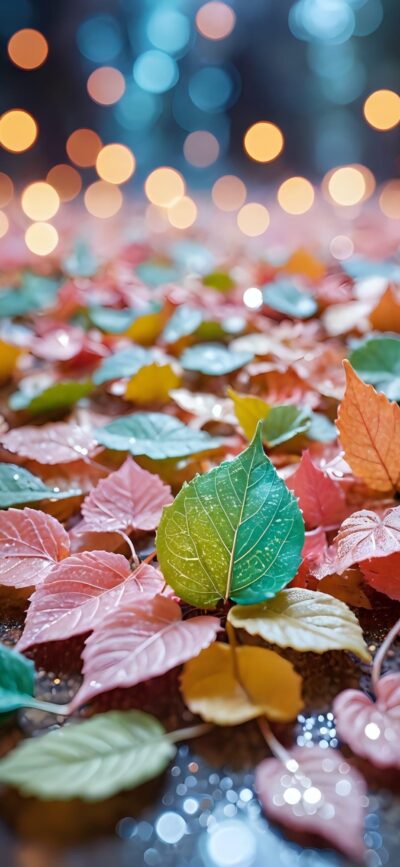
[141,550,157,566]
[371,615,400,694]
[119,532,138,564]
[22,698,70,716]
[167,722,213,743]
[257,716,293,766]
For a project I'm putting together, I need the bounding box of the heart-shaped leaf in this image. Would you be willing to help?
[0,422,98,464]
[228,588,370,660]
[10,380,93,415]
[334,674,400,768]
[255,746,366,862]
[316,507,400,578]
[181,343,253,375]
[262,280,317,319]
[70,596,221,710]
[124,362,181,404]
[0,710,176,800]
[349,335,400,400]
[93,346,152,385]
[181,642,302,725]
[156,425,304,607]
[94,412,222,460]
[78,456,172,536]
[0,463,80,508]
[286,450,347,530]
[0,508,70,588]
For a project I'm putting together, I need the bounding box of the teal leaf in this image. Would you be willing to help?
[0,274,61,318]
[89,302,162,334]
[262,280,317,319]
[181,343,253,375]
[349,336,400,401]
[342,257,400,281]
[307,412,337,443]
[0,464,80,508]
[156,424,304,607]
[0,710,176,800]
[263,405,312,446]
[163,306,203,344]
[136,261,180,287]
[9,380,93,415]
[62,240,98,278]
[94,412,222,460]
[93,347,152,385]
[0,644,35,718]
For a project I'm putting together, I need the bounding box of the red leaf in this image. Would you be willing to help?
[0,508,70,589]
[316,507,400,578]
[0,422,99,465]
[69,596,221,710]
[360,553,400,600]
[17,556,164,650]
[287,450,347,530]
[78,456,172,536]
[292,528,327,587]
[255,746,366,862]
[334,674,400,769]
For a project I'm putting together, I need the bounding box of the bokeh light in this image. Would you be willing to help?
[21,181,60,220]
[168,196,197,229]
[115,84,161,131]
[87,67,125,106]
[189,67,235,112]
[243,287,263,308]
[196,2,236,40]
[0,211,9,239]
[330,234,354,260]
[133,50,178,94]
[84,181,123,218]
[379,180,400,219]
[244,122,284,163]
[277,176,314,214]
[184,131,220,167]
[77,15,122,63]
[46,164,82,202]
[237,203,270,236]
[8,29,48,70]
[147,9,190,55]
[25,222,58,255]
[327,165,367,206]
[66,129,102,167]
[363,89,400,131]
[145,167,185,207]
[0,109,37,152]
[96,144,135,184]
[0,173,14,207]
[212,175,246,211]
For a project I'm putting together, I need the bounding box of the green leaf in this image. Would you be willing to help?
[163,306,203,344]
[228,588,370,661]
[0,710,176,800]
[156,424,304,607]
[62,240,98,278]
[263,405,311,446]
[203,271,235,292]
[94,412,222,460]
[0,464,80,509]
[349,336,400,400]
[93,347,152,385]
[9,380,93,414]
[89,303,162,335]
[181,342,253,375]
[262,280,317,319]
[0,644,35,718]
[0,274,61,318]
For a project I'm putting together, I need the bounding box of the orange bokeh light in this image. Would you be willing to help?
[184,131,219,167]
[0,110,37,152]
[87,67,126,105]
[145,167,185,207]
[96,144,135,185]
[66,129,102,168]
[364,89,400,131]
[21,182,60,221]
[196,2,236,40]
[277,176,314,215]
[8,29,48,70]
[0,173,13,207]
[0,211,9,239]
[84,181,123,218]
[25,222,58,256]
[379,180,400,219]
[237,203,270,236]
[168,196,197,229]
[244,121,284,163]
[212,175,246,211]
[47,164,82,202]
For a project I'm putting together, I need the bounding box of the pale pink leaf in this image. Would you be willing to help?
[334,674,400,769]
[360,553,400,600]
[286,450,347,530]
[0,508,70,589]
[17,556,164,650]
[315,507,400,578]
[70,596,221,710]
[78,456,172,536]
[255,746,366,862]
[0,422,99,465]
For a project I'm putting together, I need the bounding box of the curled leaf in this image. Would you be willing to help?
[316,507,400,578]
[0,422,98,465]
[334,674,400,769]
[0,463,80,509]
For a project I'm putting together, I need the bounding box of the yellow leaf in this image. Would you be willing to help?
[125,362,182,404]
[0,340,22,383]
[180,642,302,726]
[228,588,370,661]
[124,309,168,345]
[227,388,269,440]
[337,360,400,492]
[281,248,326,281]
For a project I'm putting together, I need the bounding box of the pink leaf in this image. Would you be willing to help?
[334,674,400,769]
[0,422,99,465]
[78,456,172,536]
[315,507,400,578]
[0,508,70,589]
[286,450,347,530]
[69,596,221,710]
[360,553,400,600]
[255,745,366,862]
[17,556,164,650]
[292,528,327,587]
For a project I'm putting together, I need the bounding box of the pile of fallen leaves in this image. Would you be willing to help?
[0,224,400,862]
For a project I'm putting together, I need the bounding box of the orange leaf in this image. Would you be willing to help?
[369,284,400,333]
[337,360,400,492]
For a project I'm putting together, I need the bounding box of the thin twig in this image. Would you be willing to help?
[167,722,213,743]
[257,716,292,765]
[371,615,400,694]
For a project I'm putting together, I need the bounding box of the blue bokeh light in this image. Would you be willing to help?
[133,50,179,93]
[147,9,190,55]
[189,67,237,113]
[77,15,122,62]
[115,82,161,131]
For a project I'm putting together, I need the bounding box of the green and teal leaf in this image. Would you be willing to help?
[9,380,93,414]
[349,335,400,400]
[93,346,151,385]
[262,280,317,319]
[94,412,222,460]
[0,464,80,509]
[163,306,203,344]
[62,240,99,278]
[263,405,311,446]
[0,644,35,718]
[181,343,253,376]
[136,260,180,287]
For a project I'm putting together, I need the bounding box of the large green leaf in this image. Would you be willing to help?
[181,342,253,375]
[9,380,93,414]
[156,424,304,606]
[349,336,400,400]
[263,405,311,446]
[262,280,317,319]
[94,412,222,459]
[0,464,80,508]
[0,710,176,800]
[93,346,152,385]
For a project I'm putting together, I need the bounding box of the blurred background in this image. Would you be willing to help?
[0,0,399,250]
